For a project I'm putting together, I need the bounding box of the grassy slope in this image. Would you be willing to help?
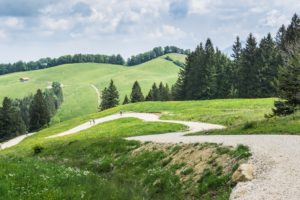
[0,53,184,122]
[0,117,249,200]
[2,98,296,199]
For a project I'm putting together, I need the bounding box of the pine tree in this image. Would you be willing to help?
[158,82,170,101]
[151,83,159,101]
[257,33,280,97]
[171,69,185,100]
[238,33,260,98]
[214,49,232,98]
[145,89,153,101]
[100,80,119,110]
[231,36,242,96]
[123,95,129,105]
[130,81,144,103]
[279,41,300,106]
[29,89,51,131]
[100,87,109,110]
[0,97,26,140]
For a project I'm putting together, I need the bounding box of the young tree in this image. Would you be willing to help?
[52,82,64,108]
[29,89,51,131]
[123,95,130,105]
[130,81,144,103]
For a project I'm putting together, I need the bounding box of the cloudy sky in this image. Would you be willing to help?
[0,0,299,62]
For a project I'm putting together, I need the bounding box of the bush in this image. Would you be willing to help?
[272,101,295,116]
[242,121,256,130]
[33,145,44,155]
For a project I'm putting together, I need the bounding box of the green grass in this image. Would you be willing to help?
[0,118,187,199]
[0,53,184,122]
[197,112,300,135]
[0,98,264,199]
[102,98,276,126]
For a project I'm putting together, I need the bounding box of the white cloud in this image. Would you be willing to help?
[260,10,289,28]
[40,17,73,32]
[148,25,187,40]
[3,17,24,29]
[188,0,210,15]
[0,30,7,41]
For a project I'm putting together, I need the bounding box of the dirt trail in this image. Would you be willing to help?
[90,84,101,105]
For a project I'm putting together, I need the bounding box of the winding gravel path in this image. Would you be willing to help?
[1,112,299,199]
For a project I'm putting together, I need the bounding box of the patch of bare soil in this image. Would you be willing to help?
[133,142,247,195]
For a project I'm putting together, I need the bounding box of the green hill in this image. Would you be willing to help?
[0,53,185,122]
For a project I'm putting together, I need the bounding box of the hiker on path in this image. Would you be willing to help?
[120,111,123,116]
[93,119,95,125]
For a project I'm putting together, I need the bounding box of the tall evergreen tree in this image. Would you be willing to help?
[99,80,119,111]
[29,89,50,131]
[130,81,144,103]
[0,97,26,140]
[238,33,260,97]
[257,33,280,97]
[231,36,242,96]
[171,69,185,100]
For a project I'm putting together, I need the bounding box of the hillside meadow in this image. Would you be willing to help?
[0,53,184,123]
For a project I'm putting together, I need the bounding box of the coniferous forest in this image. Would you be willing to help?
[0,82,63,142]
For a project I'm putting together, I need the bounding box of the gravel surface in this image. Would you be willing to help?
[2,112,299,199]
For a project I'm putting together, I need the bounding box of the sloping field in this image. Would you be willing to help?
[0,53,185,122]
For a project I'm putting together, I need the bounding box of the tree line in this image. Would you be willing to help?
[0,46,189,76]
[172,14,299,102]
[0,82,63,142]
[99,80,172,111]
[127,46,190,66]
[0,54,125,76]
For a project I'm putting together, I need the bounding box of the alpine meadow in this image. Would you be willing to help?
[0,1,299,200]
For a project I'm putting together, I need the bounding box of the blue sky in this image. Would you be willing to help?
[0,0,299,62]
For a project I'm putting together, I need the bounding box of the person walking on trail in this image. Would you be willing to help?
[120,111,123,116]
[93,119,95,125]
[89,120,92,125]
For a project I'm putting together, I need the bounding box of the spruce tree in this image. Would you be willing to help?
[107,80,119,107]
[145,89,153,101]
[29,89,51,131]
[100,80,119,111]
[100,87,109,110]
[238,33,260,98]
[278,41,300,106]
[151,83,159,101]
[0,97,26,140]
[130,81,144,103]
[123,95,129,105]
[258,33,280,97]
[231,36,242,96]
[171,69,185,100]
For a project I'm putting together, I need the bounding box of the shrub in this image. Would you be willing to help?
[242,121,256,130]
[33,145,44,155]
[272,101,295,116]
